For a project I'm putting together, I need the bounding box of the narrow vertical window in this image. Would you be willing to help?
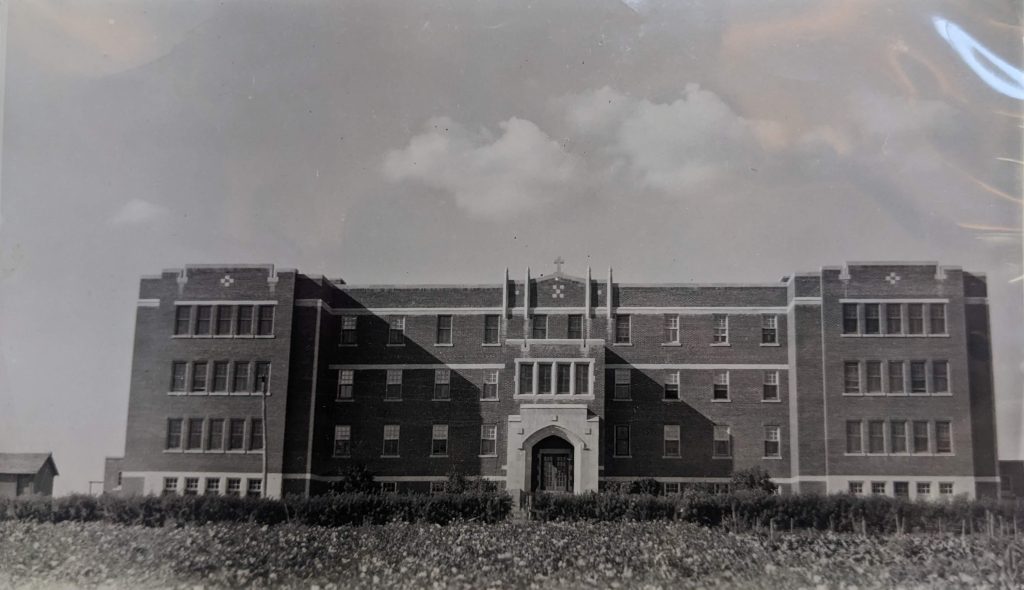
[893,482,909,499]
[215,306,233,336]
[712,371,729,401]
[431,425,448,456]
[887,361,905,393]
[664,371,680,400]
[163,478,178,496]
[713,425,731,458]
[194,305,212,335]
[382,425,400,457]
[556,364,571,394]
[256,306,274,336]
[207,419,224,451]
[614,425,630,457]
[843,362,860,393]
[249,419,264,451]
[236,305,254,336]
[482,370,499,400]
[531,315,547,339]
[228,419,245,450]
[664,314,680,343]
[910,361,927,393]
[387,316,405,345]
[763,371,779,401]
[761,315,778,344]
[863,304,880,334]
[538,363,552,393]
[575,363,589,394]
[480,424,498,456]
[187,418,204,450]
[254,362,271,393]
[929,304,946,334]
[712,314,729,344]
[614,315,631,344]
[436,315,453,345]
[885,304,902,334]
[340,316,358,345]
[614,369,631,400]
[174,306,191,335]
[842,303,859,334]
[337,370,354,400]
[232,362,251,393]
[932,361,949,393]
[890,420,907,453]
[567,314,583,339]
[764,425,781,458]
[907,304,924,334]
[519,363,533,394]
[171,362,188,392]
[865,361,882,393]
[664,425,681,457]
[385,370,402,400]
[483,315,500,344]
[935,421,952,454]
[212,362,229,392]
[846,420,863,454]
[191,362,208,393]
[912,421,930,453]
[434,369,451,400]
[867,421,885,453]
[166,418,183,449]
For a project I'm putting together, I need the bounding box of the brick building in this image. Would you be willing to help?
[104,261,1001,500]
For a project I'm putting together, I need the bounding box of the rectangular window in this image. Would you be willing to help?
[184,477,199,496]
[434,369,451,400]
[761,315,778,344]
[531,315,547,339]
[340,316,358,345]
[929,303,946,334]
[337,370,354,400]
[868,421,885,454]
[935,421,952,454]
[226,478,241,496]
[664,314,680,343]
[871,482,886,495]
[431,424,448,456]
[519,363,533,394]
[664,425,681,457]
[614,315,631,344]
[907,304,924,334]
[187,418,204,450]
[567,314,583,339]
[713,425,731,458]
[171,362,188,392]
[939,482,954,496]
[254,362,271,393]
[195,305,212,335]
[664,371,680,400]
[228,419,245,450]
[246,479,262,498]
[236,305,254,336]
[204,478,220,496]
[232,362,250,393]
[382,425,400,457]
[917,482,931,496]
[890,420,907,453]
[174,306,191,335]
[334,425,351,457]
[388,316,405,345]
[863,304,880,334]
[436,315,453,345]
[430,481,445,495]
[482,370,499,400]
[910,361,927,393]
[480,424,498,456]
[212,362,229,392]
[166,418,183,449]
[843,362,860,393]
[893,482,910,498]
[215,306,233,336]
[846,420,863,454]
[886,304,902,334]
[614,425,630,457]
[385,370,402,400]
[712,314,729,344]
[764,425,781,458]
[913,421,930,453]
[556,364,571,394]
[484,315,500,344]
[888,361,904,393]
[763,370,779,401]
[162,477,178,496]
[932,361,949,393]
[664,482,681,495]
[256,306,274,336]
[614,369,631,400]
[849,481,863,495]
[575,363,589,395]
[865,361,882,393]
[207,419,224,451]
[381,482,398,494]
[538,363,552,394]
[842,303,859,334]
[712,371,729,401]
[249,419,263,451]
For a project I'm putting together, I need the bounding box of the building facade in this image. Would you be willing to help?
[0,453,59,497]
[105,261,1000,500]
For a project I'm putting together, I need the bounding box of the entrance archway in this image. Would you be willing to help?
[530,435,574,492]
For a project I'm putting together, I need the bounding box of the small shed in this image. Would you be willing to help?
[0,453,59,497]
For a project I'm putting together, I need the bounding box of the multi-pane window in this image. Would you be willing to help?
[712,371,729,401]
[233,362,250,393]
[935,421,952,454]
[171,362,188,392]
[254,362,271,393]
[385,370,403,400]
[205,478,220,495]
[480,424,498,456]
[664,314,680,343]
[664,372,680,400]
[888,361,904,393]
[614,425,630,457]
[519,364,533,394]
[907,304,924,334]
[912,421,930,453]
[929,304,946,334]
[337,370,354,400]
[664,482,681,495]
[184,477,199,496]
[388,316,405,345]
[871,482,886,495]
[939,482,954,496]
[206,418,224,451]
[917,482,931,496]
[863,304,880,334]
[761,315,778,344]
[556,364,571,394]
[187,418,204,450]
[380,482,398,494]
[166,418,183,449]
[932,361,949,393]
[334,425,351,457]
[867,421,885,454]
[712,314,728,344]
[212,362,229,392]
[340,316,358,345]
[843,362,860,393]
[890,420,907,453]
[910,361,927,393]
[431,425,448,456]
[434,369,451,400]
[865,361,882,393]
[575,363,589,395]
[846,420,863,454]
[216,306,233,335]
[894,482,910,498]
[664,425,681,457]
[195,306,213,336]
[163,477,178,496]
[174,306,191,335]
[382,425,400,456]
[484,315,500,344]
[246,479,263,498]
[482,370,499,400]
[531,315,548,339]
[538,363,553,393]
[236,305,254,336]
[226,478,241,496]
[842,303,859,334]
[249,419,263,451]
[886,304,902,334]
[228,419,245,450]
[764,425,781,458]
[256,306,274,336]
[614,369,631,400]
[849,481,864,495]
[430,481,445,495]
[713,425,731,458]
[763,371,779,401]
[567,314,583,339]
[614,315,631,344]
[436,315,453,345]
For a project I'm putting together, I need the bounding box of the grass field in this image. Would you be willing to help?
[2,520,1022,589]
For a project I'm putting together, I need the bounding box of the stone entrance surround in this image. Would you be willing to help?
[506,404,600,502]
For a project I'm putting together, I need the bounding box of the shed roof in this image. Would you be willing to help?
[0,453,58,476]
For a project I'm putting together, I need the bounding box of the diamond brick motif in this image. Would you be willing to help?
[552,284,565,299]
[884,272,900,285]
[220,274,235,287]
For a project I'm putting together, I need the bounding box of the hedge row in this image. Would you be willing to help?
[0,492,511,527]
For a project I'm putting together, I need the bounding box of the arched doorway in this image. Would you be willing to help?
[531,435,574,493]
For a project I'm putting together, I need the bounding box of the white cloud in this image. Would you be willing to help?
[109,198,168,226]
[383,117,582,219]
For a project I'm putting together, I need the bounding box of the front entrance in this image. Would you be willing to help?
[531,435,574,492]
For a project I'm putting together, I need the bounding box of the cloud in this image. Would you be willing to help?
[383,117,582,219]
[109,199,169,226]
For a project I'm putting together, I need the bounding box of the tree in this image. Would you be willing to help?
[730,467,778,495]
[338,464,377,494]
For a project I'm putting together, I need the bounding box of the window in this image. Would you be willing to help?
[256,306,274,336]
[385,370,402,400]
[337,370,354,400]
[664,314,680,343]
[430,481,446,495]
[484,315,500,344]
[246,479,262,498]
[204,478,220,495]
[216,306,233,336]
[761,315,778,344]
[712,371,729,401]
[886,304,902,334]
[174,306,191,335]
[763,371,779,401]
[614,425,630,457]
[519,364,533,394]
[166,418,183,449]
[935,421,952,454]
[932,361,949,393]
[912,421,930,453]
[531,315,547,339]
[846,420,863,454]
[842,303,859,334]
[387,316,405,345]
[212,362,229,392]
[664,482,681,495]
[910,361,927,393]
[890,421,907,453]
[575,363,589,394]
[436,315,453,345]
[228,419,245,450]
[712,314,728,344]
[664,372,680,400]
[431,424,448,456]
[382,425,400,456]
[162,477,178,496]
[917,482,931,496]
[195,306,212,335]
[170,362,188,392]
[538,363,553,394]
[929,303,946,334]
[614,369,631,400]
[939,482,954,496]
[232,362,250,393]
[434,369,451,400]
[843,362,860,393]
[713,425,731,458]
[871,482,886,495]
[482,370,499,400]
[664,425,681,457]
[207,419,224,451]
[187,418,204,450]
[907,304,924,334]
[764,425,781,458]
[567,314,583,339]
[226,478,241,496]
[888,361,904,394]
[556,364,571,394]
[614,315,631,344]
[340,316,358,345]
[380,481,398,494]
[865,361,882,393]
[849,481,864,495]
[863,304,880,334]
[867,421,885,454]
[250,419,263,451]
[254,362,271,393]
[480,424,498,456]
[236,305,254,336]
[184,477,199,496]
[334,425,351,457]
[893,482,909,498]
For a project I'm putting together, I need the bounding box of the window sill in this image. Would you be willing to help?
[380,455,401,459]
[383,399,403,403]
[479,398,500,403]
[430,455,448,459]
[335,398,354,403]
[432,399,451,402]
[612,342,633,347]
[711,399,731,403]
[611,398,633,402]
[760,343,781,347]
[841,393,863,397]
[482,343,502,347]
[515,394,595,400]
[763,456,782,460]
[887,392,908,397]
[662,455,682,460]
[478,454,498,458]
[712,456,732,460]
[338,344,358,348]
[254,335,275,339]
[662,398,682,403]
[612,455,631,459]
[761,399,782,403]
[864,392,885,397]
[385,344,406,348]
[434,343,454,347]
[661,342,681,347]
[710,343,731,347]
[332,455,351,459]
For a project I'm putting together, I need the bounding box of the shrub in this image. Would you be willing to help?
[730,467,778,495]
[336,464,378,494]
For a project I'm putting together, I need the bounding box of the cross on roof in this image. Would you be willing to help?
[553,256,565,274]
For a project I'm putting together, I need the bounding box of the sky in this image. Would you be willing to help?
[0,0,1021,495]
